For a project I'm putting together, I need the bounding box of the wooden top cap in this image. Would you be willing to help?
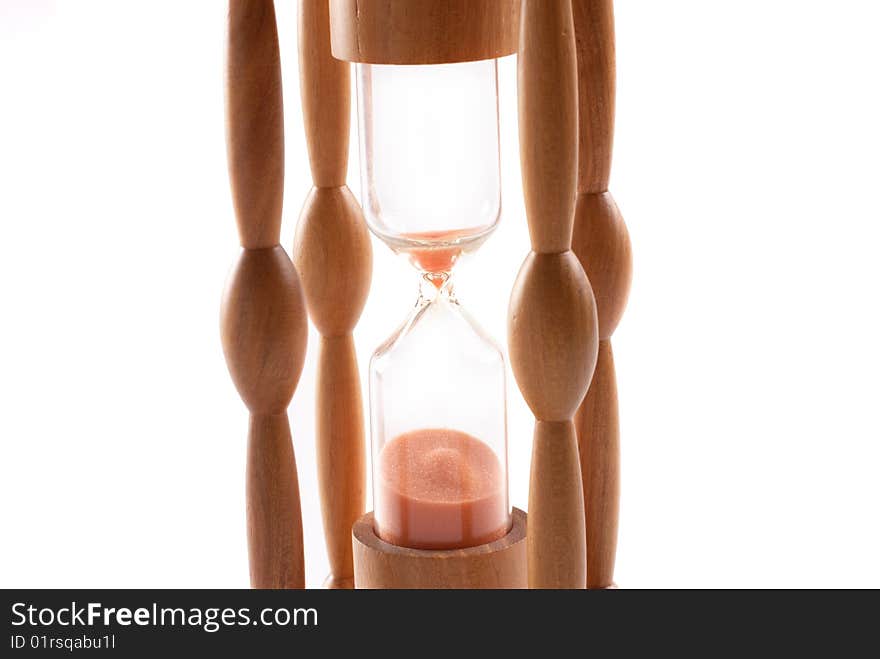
[329,0,521,64]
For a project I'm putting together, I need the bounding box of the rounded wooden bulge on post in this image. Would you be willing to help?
[329,0,527,589]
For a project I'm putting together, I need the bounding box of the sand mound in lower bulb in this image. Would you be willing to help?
[375,428,509,550]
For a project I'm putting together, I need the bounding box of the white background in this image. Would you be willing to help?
[1,0,878,588]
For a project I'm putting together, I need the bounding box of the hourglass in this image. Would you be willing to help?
[223,0,631,591]
[328,0,527,588]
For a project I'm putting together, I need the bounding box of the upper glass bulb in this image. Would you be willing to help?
[357,60,501,273]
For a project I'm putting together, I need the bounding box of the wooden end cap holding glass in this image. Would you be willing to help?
[329,0,520,64]
[352,509,527,589]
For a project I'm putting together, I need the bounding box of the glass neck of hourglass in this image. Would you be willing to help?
[418,270,456,305]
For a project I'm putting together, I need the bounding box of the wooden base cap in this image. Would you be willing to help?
[352,508,527,589]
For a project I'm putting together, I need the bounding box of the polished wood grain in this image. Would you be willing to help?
[518,0,579,254]
[509,0,598,589]
[352,509,528,589]
[299,0,350,187]
[509,252,598,422]
[226,0,285,249]
[529,422,586,588]
[221,248,308,415]
[247,414,306,589]
[294,0,372,590]
[328,0,521,64]
[572,192,632,340]
[571,0,632,589]
[293,187,371,338]
[573,0,616,194]
[223,0,308,589]
[575,340,620,588]
[315,335,366,590]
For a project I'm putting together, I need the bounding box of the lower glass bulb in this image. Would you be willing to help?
[369,277,511,550]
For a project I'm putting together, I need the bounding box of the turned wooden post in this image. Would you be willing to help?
[571,0,633,589]
[221,0,308,589]
[293,0,372,590]
[509,0,599,589]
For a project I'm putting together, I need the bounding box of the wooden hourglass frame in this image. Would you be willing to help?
[221,0,629,590]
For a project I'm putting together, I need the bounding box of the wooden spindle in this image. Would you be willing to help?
[509,0,599,589]
[293,0,372,590]
[571,0,633,589]
[221,0,308,589]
